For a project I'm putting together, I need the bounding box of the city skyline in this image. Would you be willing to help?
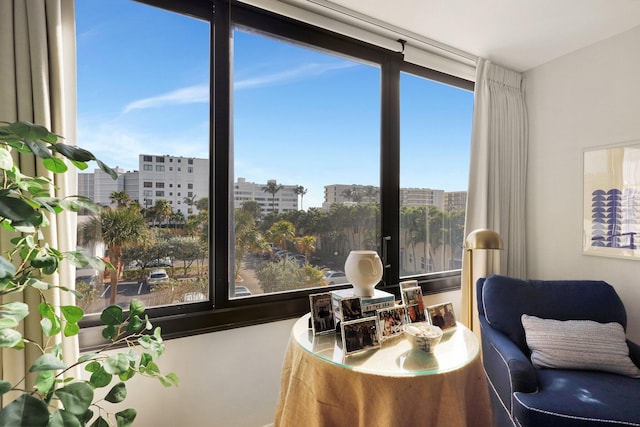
[76,0,473,211]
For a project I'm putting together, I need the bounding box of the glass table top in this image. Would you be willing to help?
[292,313,479,376]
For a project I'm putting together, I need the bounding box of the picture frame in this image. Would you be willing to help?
[401,286,426,323]
[376,306,408,340]
[399,279,419,290]
[309,292,335,335]
[340,296,363,322]
[583,142,640,260]
[427,302,457,331]
[340,316,381,355]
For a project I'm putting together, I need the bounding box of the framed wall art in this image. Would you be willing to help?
[584,142,640,260]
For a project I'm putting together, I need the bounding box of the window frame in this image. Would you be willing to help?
[78,0,472,350]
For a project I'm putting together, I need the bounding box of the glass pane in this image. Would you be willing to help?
[399,73,473,277]
[76,0,210,313]
[231,27,381,297]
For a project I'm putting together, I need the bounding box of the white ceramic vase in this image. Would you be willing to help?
[344,250,383,297]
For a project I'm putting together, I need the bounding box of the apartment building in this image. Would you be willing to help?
[234,177,299,214]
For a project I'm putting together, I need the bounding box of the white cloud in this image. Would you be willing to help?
[122,84,208,114]
[235,61,355,90]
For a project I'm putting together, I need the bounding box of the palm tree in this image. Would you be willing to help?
[293,185,308,210]
[262,181,283,213]
[78,206,148,304]
[294,235,316,265]
[110,190,131,207]
[265,220,296,257]
[154,199,173,226]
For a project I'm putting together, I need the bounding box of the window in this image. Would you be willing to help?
[76,0,472,344]
[143,182,152,188]
[143,155,152,162]
[156,182,164,188]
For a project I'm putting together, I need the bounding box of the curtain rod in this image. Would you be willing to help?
[303,0,478,66]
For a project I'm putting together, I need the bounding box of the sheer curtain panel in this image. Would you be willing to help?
[0,0,78,405]
[462,59,528,331]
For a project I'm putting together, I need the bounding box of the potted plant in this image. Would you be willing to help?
[0,121,177,426]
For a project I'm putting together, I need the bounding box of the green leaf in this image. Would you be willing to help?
[55,382,94,417]
[64,322,80,337]
[31,254,59,275]
[97,159,118,180]
[0,301,29,323]
[29,353,67,372]
[105,354,131,375]
[105,382,127,403]
[102,325,117,340]
[129,299,145,316]
[42,156,68,173]
[115,408,137,427]
[8,121,52,141]
[0,328,23,348]
[85,361,101,373]
[34,369,55,394]
[100,305,123,326]
[78,353,98,363]
[0,257,16,280]
[161,372,179,387]
[0,380,13,395]
[89,366,112,388]
[0,194,38,222]
[23,138,52,159]
[53,143,96,162]
[0,394,50,427]
[61,305,84,323]
[0,147,13,170]
[89,415,110,427]
[49,409,82,427]
[118,368,136,382]
[126,315,143,333]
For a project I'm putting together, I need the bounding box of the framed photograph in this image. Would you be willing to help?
[584,142,640,260]
[309,292,335,335]
[376,306,408,340]
[340,296,362,322]
[427,302,457,331]
[401,286,426,322]
[399,279,418,290]
[340,317,381,355]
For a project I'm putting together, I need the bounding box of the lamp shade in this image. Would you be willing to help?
[465,229,503,250]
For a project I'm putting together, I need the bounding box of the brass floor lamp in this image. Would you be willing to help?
[465,229,503,330]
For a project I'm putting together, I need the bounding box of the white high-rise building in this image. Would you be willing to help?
[234,178,299,215]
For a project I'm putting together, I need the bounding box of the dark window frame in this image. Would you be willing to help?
[79,0,471,350]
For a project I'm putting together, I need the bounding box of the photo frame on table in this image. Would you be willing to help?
[401,286,426,323]
[427,302,457,331]
[309,292,335,335]
[376,306,408,340]
[341,317,380,355]
[399,279,419,290]
[583,142,640,260]
[340,296,363,322]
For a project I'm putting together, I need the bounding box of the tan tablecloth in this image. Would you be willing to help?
[274,337,491,427]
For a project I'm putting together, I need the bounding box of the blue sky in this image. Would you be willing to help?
[76,0,473,209]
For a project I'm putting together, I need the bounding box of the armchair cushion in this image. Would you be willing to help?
[513,369,640,426]
[521,314,640,378]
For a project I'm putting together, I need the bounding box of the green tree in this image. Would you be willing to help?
[234,209,264,277]
[196,196,209,212]
[79,206,148,304]
[153,199,173,226]
[265,220,296,254]
[240,200,263,221]
[262,180,283,213]
[110,190,131,207]
[294,235,317,264]
[293,185,307,210]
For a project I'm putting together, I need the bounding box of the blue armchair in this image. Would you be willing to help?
[477,275,640,427]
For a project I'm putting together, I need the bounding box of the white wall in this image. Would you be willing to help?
[96,290,460,426]
[525,25,640,342]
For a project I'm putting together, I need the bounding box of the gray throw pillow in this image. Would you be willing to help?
[521,314,640,378]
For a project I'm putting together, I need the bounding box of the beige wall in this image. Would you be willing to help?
[525,25,640,342]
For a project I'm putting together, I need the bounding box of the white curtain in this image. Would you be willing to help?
[461,59,528,330]
[0,0,78,405]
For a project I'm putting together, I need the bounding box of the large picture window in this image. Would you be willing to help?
[76,0,473,345]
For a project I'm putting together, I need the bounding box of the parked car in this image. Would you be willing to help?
[146,268,169,288]
[233,286,252,297]
[322,270,349,286]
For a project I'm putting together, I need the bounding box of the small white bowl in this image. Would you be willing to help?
[404,322,443,353]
